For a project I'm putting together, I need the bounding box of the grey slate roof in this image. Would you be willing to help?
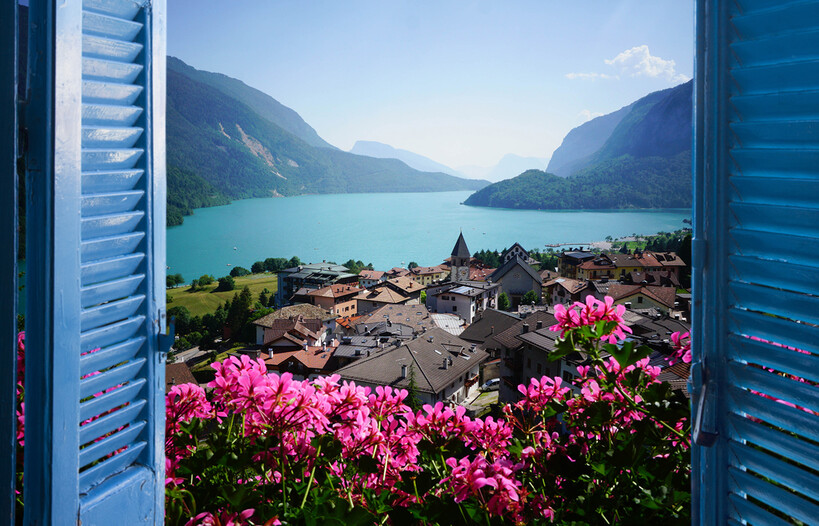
[336,328,487,395]
[451,232,471,258]
[486,311,558,350]
[488,256,543,284]
[357,304,436,334]
[459,309,521,344]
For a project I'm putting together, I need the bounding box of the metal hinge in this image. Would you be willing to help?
[691,359,718,447]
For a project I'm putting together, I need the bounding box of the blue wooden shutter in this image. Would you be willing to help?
[693,0,819,523]
[24,0,166,523]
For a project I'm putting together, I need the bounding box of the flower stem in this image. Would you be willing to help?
[299,442,322,509]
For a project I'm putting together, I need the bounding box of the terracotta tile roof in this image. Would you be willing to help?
[539,269,558,281]
[578,255,616,270]
[607,284,677,309]
[411,264,448,275]
[386,267,410,277]
[166,362,197,391]
[307,283,362,299]
[547,277,590,295]
[265,343,337,371]
[336,315,365,330]
[469,266,496,281]
[387,276,424,294]
[359,270,385,280]
[253,304,333,327]
[357,286,410,304]
[647,251,687,267]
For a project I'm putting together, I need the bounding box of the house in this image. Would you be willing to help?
[645,251,687,278]
[307,283,363,316]
[256,315,326,351]
[355,320,416,339]
[500,242,535,265]
[358,269,387,289]
[608,251,663,279]
[458,309,521,355]
[385,267,411,279]
[166,362,198,393]
[355,286,412,315]
[487,256,543,307]
[426,280,500,324]
[624,270,681,288]
[331,335,397,369]
[469,264,496,281]
[576,254,617,281]
[355,304,438,335]
[486,311,558,403]
[384,276,425,303]
[409,264,450,285]
[557,251,596,278]
[252,304,335,345]
[547,277,592,306]
[265,340,339,381]
[253,304,336,345]
[606,284,678,314]
[275,263,358,307]
[336,328,488,406]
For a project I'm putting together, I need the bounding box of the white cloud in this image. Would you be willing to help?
[578,109,604,122]
[565,72,617,81]
[605,45,689,82]
[566,45,690,83]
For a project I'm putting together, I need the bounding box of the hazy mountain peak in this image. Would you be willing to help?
[349,140,464,177]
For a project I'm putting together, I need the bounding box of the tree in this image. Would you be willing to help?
[226,286,254,340]
[287,256,301,268]
[217,275,235,291]
[264,257,288,272]
[420,290,427,305]
[189,279,199,291]
[251,261,266,274]
[230,266,250,277]
[498,292,511,311]
[408,262,419,269]
[522,290,538,306]
[258,289,269,306]
[198,274,215,286]
[166,273,184,288]
[168,306,192,334]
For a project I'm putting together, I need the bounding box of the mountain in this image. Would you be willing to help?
[168,57,334,150]
[486,154,550,182]
[349,140,464,177]
[546,104,633,177]
[465,81,693,211]
[166,58,489,225]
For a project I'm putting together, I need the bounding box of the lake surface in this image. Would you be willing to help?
[166,191,690,282]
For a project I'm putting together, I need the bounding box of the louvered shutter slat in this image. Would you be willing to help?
[82,148,143,169]
[81,125,143,148]
[79,357,146,400]
[728,416,819,475]
[731,30,819,67]
[83,168,143,192]
[83,0,142,19]
[732,3,819,39]
[81,295,145,331]
[729,176,819,207]
[730,387,819,443]
[727,308,817,352]
[82,11,142,40]
[728,255,819,295]
[730,121,819,147]
[80,316,145,352]
[81,211,144,237]
[83,35,143,62]
[727,494,795,526]
[79,421,146,468]
[80,337,146,376]
[82,103,143,126]
[81,274,144,308]
[727,468,819,525]
[80,379,146,422]
[731,91,819,121]
[728,281,819,325]
[83,80,142,104]
[79,442,146,493]
[79,400,146,446]
[726,335,819,383]
[82,253,144,284]
[729,202,819,237]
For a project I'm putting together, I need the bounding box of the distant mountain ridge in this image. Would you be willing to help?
[465,81,693,210]
[166,58,488,225]
[350,140,463,177]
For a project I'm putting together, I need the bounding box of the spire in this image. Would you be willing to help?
[451,231,470,258]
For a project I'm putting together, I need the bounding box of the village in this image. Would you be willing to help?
[168,232,691,414]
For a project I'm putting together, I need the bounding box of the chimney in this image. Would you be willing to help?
[624,302,632,309]
[490,326,494,334]
[443,358,449,369]
[522,323,529,334]
[401,364,408,379]
[428,336,434,343]
[536,320,543,330]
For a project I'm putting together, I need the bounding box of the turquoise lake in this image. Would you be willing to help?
[166,191,690,282]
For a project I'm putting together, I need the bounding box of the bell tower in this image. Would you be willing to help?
[450,231,471,282]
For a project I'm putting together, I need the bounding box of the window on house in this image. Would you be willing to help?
[452,306,457,312]
[562,371,574,382]
[537,363,542,375]
[637,297,643,304]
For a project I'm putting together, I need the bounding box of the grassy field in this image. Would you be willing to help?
[166,273,278,317]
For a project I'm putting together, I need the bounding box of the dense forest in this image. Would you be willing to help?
[464,152,691,210]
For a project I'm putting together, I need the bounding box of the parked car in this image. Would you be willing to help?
[480,378,500,391]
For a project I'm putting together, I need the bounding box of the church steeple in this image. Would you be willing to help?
[450,232,471,281]
[451,231,470,259]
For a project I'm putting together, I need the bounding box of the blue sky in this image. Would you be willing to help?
[169,1,693,169]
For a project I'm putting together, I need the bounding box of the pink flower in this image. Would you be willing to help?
[667,331,691,365]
